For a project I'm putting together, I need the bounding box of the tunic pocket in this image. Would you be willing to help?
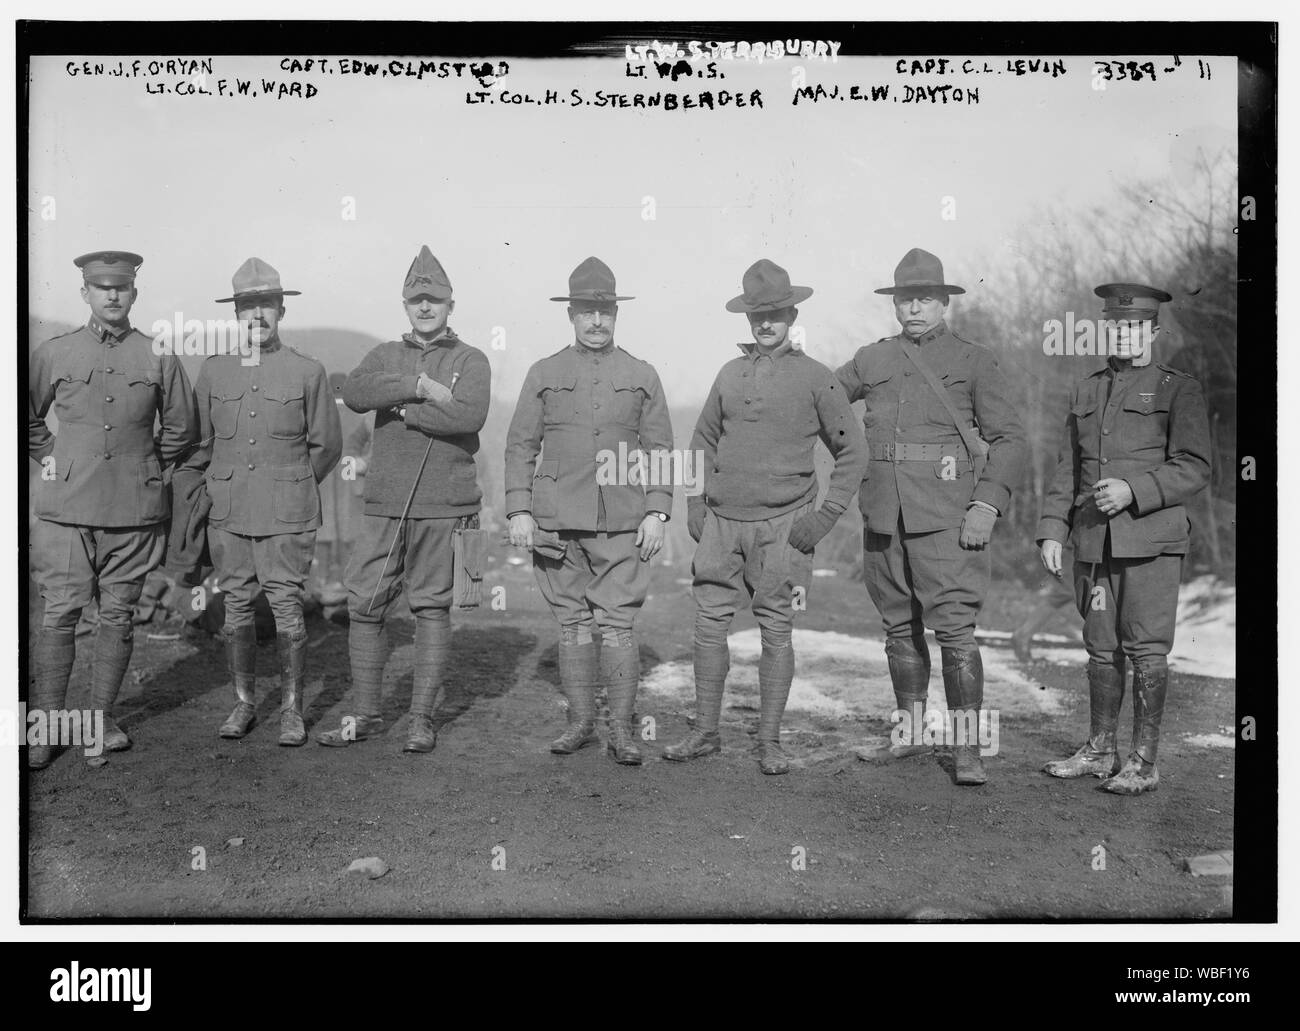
[52,356,96,422]
[610,374,647,426]
[272,464,318,524]
[1121,394,1170,450]
[211,387,245,439]
[207,463,234,521]
[541,376,579,422]
[531,458,560,520]
[124,367,161,423]
[267,386,306,439]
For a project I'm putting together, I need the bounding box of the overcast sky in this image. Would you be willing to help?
[28,51,1235,402]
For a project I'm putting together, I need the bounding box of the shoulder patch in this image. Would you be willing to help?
[1155,361,1195,379]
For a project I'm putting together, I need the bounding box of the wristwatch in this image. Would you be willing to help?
[649,511,669,523]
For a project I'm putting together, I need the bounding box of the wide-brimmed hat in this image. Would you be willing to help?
[1094,282,1172,319]
[74,250,143,287]
[725,259,814,313]
[216,257,300,303]
[875,248,965,295]
[550,256,634,302]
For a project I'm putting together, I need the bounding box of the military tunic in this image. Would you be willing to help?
[835,321,1028,647]
[1036,359,1212,663]
[504,343,674,639]
[29,316,198,629]
[190,341,342,632]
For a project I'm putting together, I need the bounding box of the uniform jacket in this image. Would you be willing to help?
[505,343,675,532]
[342,329,489,519]
[29,317,198,528]
[189,341,342,535]
[835,322,1028,535]
[1035,359,1211,562]
[692,342,866,520]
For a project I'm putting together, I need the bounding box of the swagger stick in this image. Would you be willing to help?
[363,371,459,615]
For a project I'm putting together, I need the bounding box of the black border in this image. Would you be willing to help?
[16,19,1278,925]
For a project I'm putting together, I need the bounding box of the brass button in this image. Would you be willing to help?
[248,463,255,470]
[1100,457,1109,464]
[1102,429,1110,435]
[249,438,256,445]
[103,424,112,431]
[105,366,114,374]
[249,411,256,418]
[105,396,114,403]
[251,384,259,391]
[593,402,600,410]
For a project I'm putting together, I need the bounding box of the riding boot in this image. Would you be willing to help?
[1044,660,1124,778]
[218,624,258,738]
[1102,660,1167,795]
[941,645,986,785]
[603,636,642,765]
[29,628,75,769]
[887,635,932,758]
[277,631,309,746]
[88,625,134,752]
[551,638,598,754]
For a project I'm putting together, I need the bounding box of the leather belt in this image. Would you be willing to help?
[869,442,949,462]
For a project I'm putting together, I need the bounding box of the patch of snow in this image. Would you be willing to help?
[641,627,1068,720]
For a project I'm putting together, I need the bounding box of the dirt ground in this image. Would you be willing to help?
[23,559,1236,921]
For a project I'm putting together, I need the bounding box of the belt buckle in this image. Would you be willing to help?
[882,442,895,461]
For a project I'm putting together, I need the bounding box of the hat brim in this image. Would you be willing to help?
[725,285,814,313]
[874,284,965,296]
[550,294,635,303]
[216,289,301,303]
[84,275,136,287]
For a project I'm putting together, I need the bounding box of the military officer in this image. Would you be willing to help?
[188,258,341,745]
[836,248,1028,785]
[1038,284,1211,795]
[316,246,491,755]
[662,260,866,775]
[28,251,198,768]
[504,257,675,766]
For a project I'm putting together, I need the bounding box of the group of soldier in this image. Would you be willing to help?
[27,243,1213,797]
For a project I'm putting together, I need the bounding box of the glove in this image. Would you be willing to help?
[959,503,997,550]
[687,498,707,542]
[787,507,839,554]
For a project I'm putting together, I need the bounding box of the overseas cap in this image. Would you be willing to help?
[403,245,453,301]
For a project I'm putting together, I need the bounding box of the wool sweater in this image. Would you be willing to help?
[691,342,866,520]
[342,328,490,518]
